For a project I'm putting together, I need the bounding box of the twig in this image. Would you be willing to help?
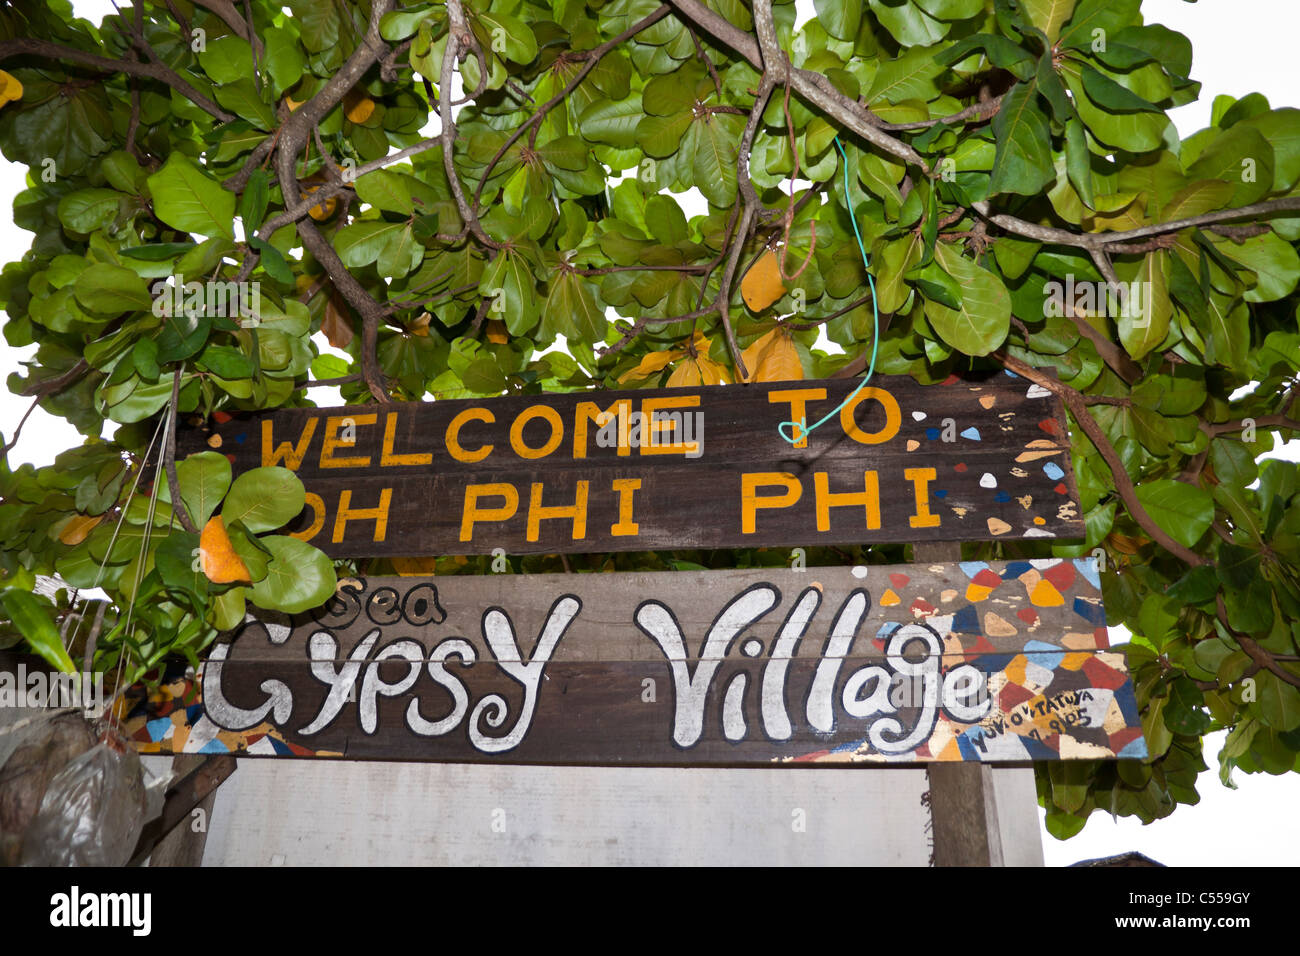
[995,351,1207,567]
[471,5,672,214]
[271,0,397,403]
[163,367,199,534]
[0,37,233,122]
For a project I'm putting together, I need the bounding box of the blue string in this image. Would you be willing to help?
[777,136,880,446]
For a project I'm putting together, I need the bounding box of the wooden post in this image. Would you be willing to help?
[131,754,235,867]
[916,541,1004,867]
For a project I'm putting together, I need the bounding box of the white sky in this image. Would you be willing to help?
[1,0,1297,865]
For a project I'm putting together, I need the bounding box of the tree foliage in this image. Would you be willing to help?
[0,0,1298,836]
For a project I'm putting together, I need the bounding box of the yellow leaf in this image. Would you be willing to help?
[0,70,22,109]
[619,349,679,383]
[344,90,375,124]
[410,311,433,337]
[57,514,102,546]
[302,184,338,221]
[740,249,787,312]
[740,328,804,383]
[285,94,304,112]
[392,557,438,576]
[666,359,703,388]
[200,516,252,584]
[696,355,732,385]
[486,319,509,344]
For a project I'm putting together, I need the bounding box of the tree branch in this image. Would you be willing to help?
[1217,595,1300,690]
[0,37,234,122]
[271,0,396,403]
[668,0,929,171]
[471,5,671,215]
[973,196,1300,252]
[995,351,1208,567]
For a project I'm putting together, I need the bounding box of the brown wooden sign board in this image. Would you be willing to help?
[124,564,1145,765]
[179,372,1083,557]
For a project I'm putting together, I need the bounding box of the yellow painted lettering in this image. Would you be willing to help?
[839,387,901,445]
[332,487,392,543]
[767,388,827,449]
[640,395,701,456]
[320,414,376,468]
[610,478,642,536]
[460,483,518,541]
[380,412,432,466]
[574,399,632,458]
[261,416,318,470]
[904,467,941,529]
[527,481,589,542]
[446,408,494,463]
[510,405,563,460]
[741,472,802,534]
[813,471,881,532]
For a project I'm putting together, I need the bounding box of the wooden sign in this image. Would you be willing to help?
[124,562,1145,765]
[180,372,1083,557]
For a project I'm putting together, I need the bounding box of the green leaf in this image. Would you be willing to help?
[1064,116,1094,209]
[263,26,307,93]
[147,154,236,240]
[476,11,537,64]
[238,168,270,233]
[355,169,417,215]
[1256,672,1300,732]
[479,250,539,336]
[335,220,406,267]
[73,263,152,314]
[1219,232,1300,303]
[222,466,306,533]
[1021,0,1077,42]
[198,35,255,84]
[155,531,208,599]
[936,34,1035,79]
[214,78,278,130]
[120,242,197,262]
[814,0,861,42]
[249,237,293,284]
[1065,66,1167,153]
[1118,251,1172,361]
[58,188,121,233]
[1134,479,1213,549]
[1186,124,1275,206]
[1079,66,1159,113]
[1236,108,1300,191]
[1060,0,1141,50]
[543,271,605,345]
[0,589,76,674]
[1044,807,1087,840]
[923,241,1011,356]
[579,95,644,149]
[163,451,232,527]
[989,81,1053,197]
[867,45,945,105]
[249,535,338,614]
[636,111,693,158]
[380,5,434,41]
[692,115,740,207]
[377,224,420,280]
[915,0,984,19]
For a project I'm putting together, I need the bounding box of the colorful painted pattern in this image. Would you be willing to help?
[791,557,1145,763]
[900,371,1079,540]
[123,663,336,758]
